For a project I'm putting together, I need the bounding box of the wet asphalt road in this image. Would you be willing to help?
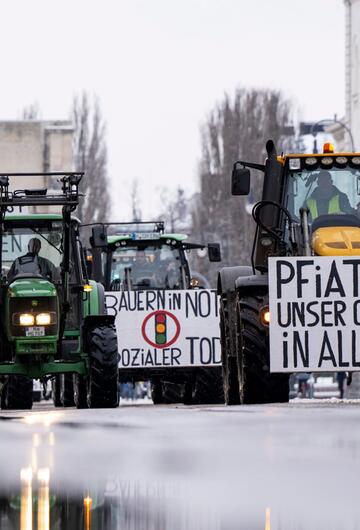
[0,399,359,529]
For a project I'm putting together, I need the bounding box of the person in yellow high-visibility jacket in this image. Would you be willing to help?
[305,170,355,220]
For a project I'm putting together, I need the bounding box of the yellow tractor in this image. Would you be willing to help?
[218,140,360,404]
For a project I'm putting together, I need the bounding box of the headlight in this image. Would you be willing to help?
[36,313,51,325]
[19,314,35,326]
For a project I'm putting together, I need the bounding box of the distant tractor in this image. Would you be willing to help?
[89,221,224,405]
[218,140,360,404]
[0,173,118,410]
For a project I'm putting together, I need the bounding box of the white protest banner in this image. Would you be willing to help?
[105,289,221,368]
[269,256,360,372]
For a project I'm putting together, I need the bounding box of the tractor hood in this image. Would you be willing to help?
[312,225,360,256]
[8,278,57,298]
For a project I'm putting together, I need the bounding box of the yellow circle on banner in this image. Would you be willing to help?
[156,323,166,333]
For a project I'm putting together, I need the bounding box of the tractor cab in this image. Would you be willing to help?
[89,221,221,291]
[282,145,360,256]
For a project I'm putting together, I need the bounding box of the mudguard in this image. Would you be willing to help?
[234,273,268,293]
[217,266,254,295]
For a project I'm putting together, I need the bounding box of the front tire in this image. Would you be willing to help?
[74,375,88,409]
[60,374,75,407]
[1,375,33,410]
[220,292,240,405]
[87,324,119,408]
[237,291,289,404]
[192,367,224,405]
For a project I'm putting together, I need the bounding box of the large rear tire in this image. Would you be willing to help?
[1,375,33,410]
[87,324,119,408]
[220,292,240,405]
[192,367,224,405]
[162,382,184,404]
[237,292,289,404]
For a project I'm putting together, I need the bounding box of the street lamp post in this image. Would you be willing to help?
[310,116,355,153]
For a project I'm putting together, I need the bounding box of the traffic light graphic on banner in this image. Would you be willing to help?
[155,312,167,345]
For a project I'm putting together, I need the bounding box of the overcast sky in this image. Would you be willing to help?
[0,0,345,218]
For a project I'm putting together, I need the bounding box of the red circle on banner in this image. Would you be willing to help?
[141,310,181,349]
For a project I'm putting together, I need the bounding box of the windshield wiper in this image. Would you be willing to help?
[30,228,63,255]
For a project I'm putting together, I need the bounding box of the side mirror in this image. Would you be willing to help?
[91,225,107,247]
[231,164,250,195]
[208,243,221,262]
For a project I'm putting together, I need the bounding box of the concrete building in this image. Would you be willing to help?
[345,0,360,151]
[0,120,73,211]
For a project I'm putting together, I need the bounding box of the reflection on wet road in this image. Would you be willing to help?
[0,400,360,529]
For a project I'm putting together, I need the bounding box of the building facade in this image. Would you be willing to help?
[0,121,73,206]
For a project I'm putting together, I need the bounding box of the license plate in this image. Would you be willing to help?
[131,232,159,240]
[25,327,45,337]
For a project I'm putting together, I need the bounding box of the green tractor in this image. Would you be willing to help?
[0,172,118,410]
[88,221,224,405]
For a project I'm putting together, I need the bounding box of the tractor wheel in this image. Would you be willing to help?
[237,292,289,404]
[60,374,75,407]
[150,379,164,404]
[1,375,33,410]
[192,367,224,405]
[162,382,184,404]
[73,375,88,409]
[87,324,119,408]
[220,292,240,405]
[52,375,62,407]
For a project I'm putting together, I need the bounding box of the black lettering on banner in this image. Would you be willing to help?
[344,259,360,297]
[282,332,288,368]
[353,300,360,325]
[118,292,128,311]
[185,292,198,318]
[324,261,346,298]
[157,290,165,310]
[337,330,349,367]
[292,303,305,327]
[276,260,295,298]
[121,348,131,367]
[12,235,22,253]
[211,337,222,364]
[321,301,334,327]
[127,292,136,311]
[145,351,154,366]
[277,303,291,328]
[293,331,309,368]
[334,301,346,326]
[105,295,118,316]
[171,348,181,365]
[318,331,337,368]
[172,292,181,310]
[132,349,140,366]
[186,337,199,365]
[296,260,314,299]
[352,330,360,367]
[199,337,212,365]
[162,348,170,366]
[307,301,320,327]
[146,291,156,311]
[137,291,144,311]
[198,291,211,317]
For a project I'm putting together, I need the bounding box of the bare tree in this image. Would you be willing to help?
[22,102,41,120]
[72,92,111,223]
[157,186,190,232]
[191,88,296,284]
[130,179,142,222]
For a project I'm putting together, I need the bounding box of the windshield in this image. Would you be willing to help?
[109,244,184,290]
[1,225,63,282]
[285,166,360,222]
